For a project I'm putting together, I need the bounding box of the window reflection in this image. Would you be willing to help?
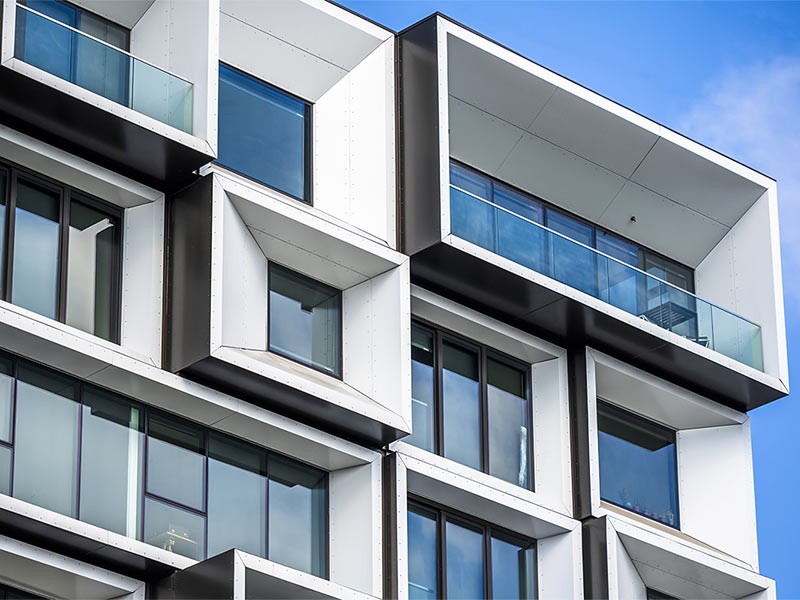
[442,341,481,470]
[408,506,438,600]
[445,520,485,600]
[409,325,435,452]
[146,414,205,511]
[487,359,529,488]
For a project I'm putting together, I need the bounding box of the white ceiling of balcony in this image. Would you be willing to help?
[72,0,156,27]
[446,34,769,268]
[220,0,391,102]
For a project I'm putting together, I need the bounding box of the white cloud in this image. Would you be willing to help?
[678,57,800,297]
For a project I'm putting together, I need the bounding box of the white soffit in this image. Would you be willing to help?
[74,0,155,28]
[445,26,770,266]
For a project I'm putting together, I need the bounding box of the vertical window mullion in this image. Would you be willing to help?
[203,428,209,560]
[74,379,84,521]
[57,189,70,323]
[480,346,489,475]
[8,358,18,497]
[484,527,492,600]
[435,330,444,457]
[265,453,271,563]
[439,510,447,600]
[4,173,18,303]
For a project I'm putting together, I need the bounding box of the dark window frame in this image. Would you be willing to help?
[267,262,343,380]
[408,496,537,600]
[597,399,680,529]
[217,62,314,205]
[411,318,534,491]
[449,159,695,293]
[0,159,124,343]
[0,350,330,578]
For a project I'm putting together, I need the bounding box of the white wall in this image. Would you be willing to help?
[610,534,647,600]
[314,38,396,245]
[695,189,787,381]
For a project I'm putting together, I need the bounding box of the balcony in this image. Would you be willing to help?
[399,15,788,411]
[450,184,763,371]
[15,4,193,133]
[0,0,216,191]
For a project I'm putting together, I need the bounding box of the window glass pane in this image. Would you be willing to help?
[269,456,328,577]
[268,264,341,377]
[66,200,118,341]
[597,231,641,315]
[218,65,307,201]
[207,433,267,558]
[449,163,495,250]
[598,402,679,527]
[13,365,79,517]
[408,325,435,452]
[12,179,60,319]
[143,496,205,560]
[407,505,437,600]
[16,1,76,80]
[546,210,598,297]
[450,162,491,201]
[494,183,548,274]
[442,341,481,470]
[73,12,129,107]
[491,533,537,600]
[0,445,10,496]
[268,455,326,577]
[79,389,143,536]
[487,359,529,488]
[0,357,12,443]
[146,414,205,510]
[445,519,484,600]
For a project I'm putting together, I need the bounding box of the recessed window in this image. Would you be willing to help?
[268,264,341,377]
[0,165,122,342]
[407,501,537,600]
[408,322,532,489]
[0,352,329,577]
[218,64,311,202]
[597,400,679,528]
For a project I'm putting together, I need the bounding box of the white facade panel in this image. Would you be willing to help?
[611,534,647,600]
[536,527,583,600]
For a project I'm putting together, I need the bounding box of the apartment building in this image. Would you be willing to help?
[0,1,787,599]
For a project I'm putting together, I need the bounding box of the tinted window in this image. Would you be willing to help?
[409,325,435,452]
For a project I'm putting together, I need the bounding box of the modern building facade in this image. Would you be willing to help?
[0,1,787,599]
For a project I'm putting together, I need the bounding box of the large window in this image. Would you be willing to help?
[0,163,122,342]
[408,322,532,489]
[407,500,537,600]
[597,401,679,528]
[218,64,311,203]
[0,353,328,577]
[268,263,342,378]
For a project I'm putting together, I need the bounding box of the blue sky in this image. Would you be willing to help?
[338,1,800,596]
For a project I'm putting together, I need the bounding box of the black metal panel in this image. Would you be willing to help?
[164,176,213,373]
[0,507,176,581]
[382,452,399,600]
[182,357,407,448]
[411,242,785,412]
[568,347,592,521]
[152,550,235,600]
[398,16,442,255]
[583,517,610,600]
[0,66,212,193]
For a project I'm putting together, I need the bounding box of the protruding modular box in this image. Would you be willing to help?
[398,14,788,412]
[165,172,411,448]
[0,0,218,190]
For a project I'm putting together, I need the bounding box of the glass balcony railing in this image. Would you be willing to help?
[14,4,193,133]
[450,185,764,371]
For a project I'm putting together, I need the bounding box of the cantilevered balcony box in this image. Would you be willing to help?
[0,0,217,191]
[164,172,411,448]
[399,14,788,412]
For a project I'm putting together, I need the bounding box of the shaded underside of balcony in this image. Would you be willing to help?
[0,66,211,192]
[410,241,785,412]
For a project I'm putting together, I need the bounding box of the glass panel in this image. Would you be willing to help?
[711,304,763,371]
[146,414,205,510]
[15,1,76,80]
[491,533,537,600]
[73,14,129,106]
[0,357,12,444]
[598,402,679,527]
[79,389,143,537]
[445,519,484,600]
[0,170,6,298]
[408,325,435,452]
[131,58,193,133]
[13,365,79,517]
[597,232,640,313]
[66,200,118,341]
[268,455,327,577]
[0,445,10,496]
[450,186,495,251]
[12,178,60,319]
[487,359,529,488]
[496,205,548,275]
[143,496,205,560]
[407,505,438,600]
[268,264,341,377]
[450,162,491,201]
[547,210,598,297]
[442,341,481,470]
[207,434,267,558]
[218,65,307,200]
